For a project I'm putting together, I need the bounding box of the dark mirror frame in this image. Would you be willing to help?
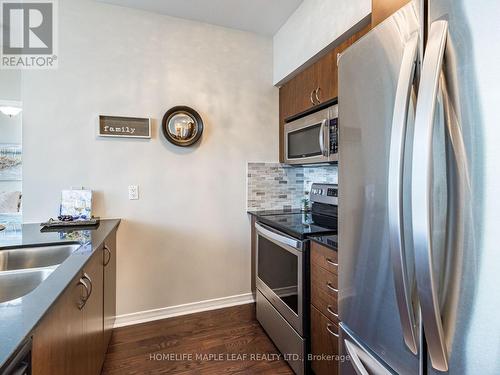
[161,106,204,147]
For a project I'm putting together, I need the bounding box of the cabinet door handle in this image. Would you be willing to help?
[327,282,339,293]
[326,258,338,267]
[327,324,339,338]
[82,272,93,299]
[315,87,322,104]
[327,305,339,318]
[103,245,111,266]
[78,278,90,310]
[310,89,317,105]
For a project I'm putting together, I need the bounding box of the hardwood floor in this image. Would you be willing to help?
[101,303,294,375]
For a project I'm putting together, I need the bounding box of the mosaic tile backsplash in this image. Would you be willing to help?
[247,162,338,211]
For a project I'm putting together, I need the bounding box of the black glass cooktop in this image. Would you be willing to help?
[256,211,337,240]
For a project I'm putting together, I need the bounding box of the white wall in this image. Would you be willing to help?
[273,0,371,85]
[0,70,23,202]
[22,0,278,315]
[0,70,22,100]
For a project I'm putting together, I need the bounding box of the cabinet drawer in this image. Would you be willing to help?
[311,242,338,275]
[311,305,339,375]
[311,282,339,325]
[312,260,338,298]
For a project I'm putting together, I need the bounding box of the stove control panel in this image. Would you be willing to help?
[310,183,338,206]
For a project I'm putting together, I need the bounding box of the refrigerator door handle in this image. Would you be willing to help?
[388,32,419,355]
[412,20,449,372]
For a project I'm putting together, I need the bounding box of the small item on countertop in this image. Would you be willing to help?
[40,216,100,230]
[58,215,74,222]
[301,197,310,212]
[60,189,93,220]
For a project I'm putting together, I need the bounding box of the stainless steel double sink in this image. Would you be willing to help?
[0,244,81,303]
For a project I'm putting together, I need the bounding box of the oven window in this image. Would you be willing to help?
[287,123,322,159]
[258,236,298,314]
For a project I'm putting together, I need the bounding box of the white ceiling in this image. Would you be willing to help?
[95,0,304,36]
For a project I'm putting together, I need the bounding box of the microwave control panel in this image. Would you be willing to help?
[330,118,338,154]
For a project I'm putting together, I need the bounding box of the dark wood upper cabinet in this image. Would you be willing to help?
[372,0,411,27]
[278,23,371,162]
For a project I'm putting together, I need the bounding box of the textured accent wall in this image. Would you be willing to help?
[303,165,338,194]
[247,163,303,211]
[247,162,337,211]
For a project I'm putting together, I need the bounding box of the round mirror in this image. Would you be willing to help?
[161,106,203,147]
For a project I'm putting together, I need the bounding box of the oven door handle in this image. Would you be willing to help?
[255,222,303,252]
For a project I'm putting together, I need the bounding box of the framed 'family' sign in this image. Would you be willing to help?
[98,115,151,139]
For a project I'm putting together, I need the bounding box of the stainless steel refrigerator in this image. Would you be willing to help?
[338,0,500,374]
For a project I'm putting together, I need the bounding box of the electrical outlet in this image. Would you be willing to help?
[128,185,139,200]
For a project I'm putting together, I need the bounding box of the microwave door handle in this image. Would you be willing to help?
[388,32,419,355]
[412,20,449,372]
[319,119,327,156]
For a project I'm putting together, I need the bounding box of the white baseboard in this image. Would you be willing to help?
[114,292,255,328]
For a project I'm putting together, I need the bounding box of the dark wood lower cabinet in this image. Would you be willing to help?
[310,242,340,375]
[83,245,105,375]
[311,306,339,375]
[31,273,85,375]
[32,230,117,375]
[103,231,117,350]
[311,241,338,275]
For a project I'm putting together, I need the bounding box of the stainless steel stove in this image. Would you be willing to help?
[255,183,338,375]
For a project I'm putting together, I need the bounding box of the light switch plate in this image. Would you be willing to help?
[128,185,139,200]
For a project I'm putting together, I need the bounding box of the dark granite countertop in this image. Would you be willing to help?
[247,209,302,217]
[310,234,338,251]
[0,219,120,371]
[248,210,336,240]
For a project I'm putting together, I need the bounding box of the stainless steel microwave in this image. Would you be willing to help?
[284,104,338,165]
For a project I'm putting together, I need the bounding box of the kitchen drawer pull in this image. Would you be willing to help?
[77,278,90,310]
[82,272,93,299]
[326,258,338,267]
[327,305,339,318]
[326,282,339,293]
[327,324,339,338]
[103,245,111,266]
